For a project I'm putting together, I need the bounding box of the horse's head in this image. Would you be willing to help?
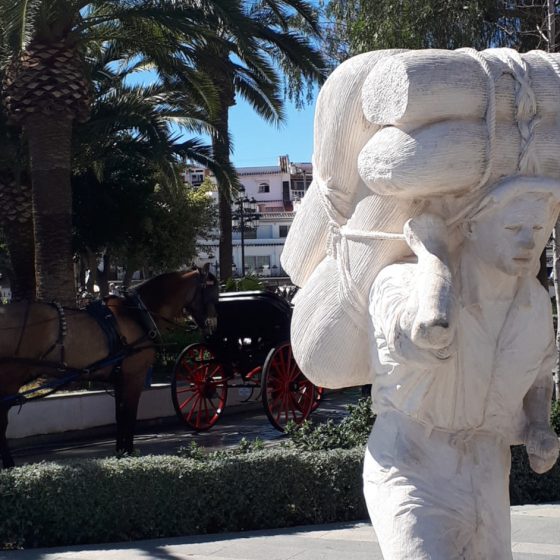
[133,268,219,336]
[185,265,219,335]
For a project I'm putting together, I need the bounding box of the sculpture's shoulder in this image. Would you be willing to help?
[372,259,417,294]
[528,278,554,316]
[369,260,417,325]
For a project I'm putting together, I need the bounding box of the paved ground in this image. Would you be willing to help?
[2,505,559,560]
[10,389,360,465]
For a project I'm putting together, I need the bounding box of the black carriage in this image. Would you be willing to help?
[171,290,322,432]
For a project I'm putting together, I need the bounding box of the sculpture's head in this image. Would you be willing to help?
[463,177,560,277]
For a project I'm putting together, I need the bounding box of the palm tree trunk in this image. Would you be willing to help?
[0,177,35,300]
[2,216,35,301]
[217,185,233,280]
[212,86,235,280]
[26,115,75,306]
[553,224,560,401]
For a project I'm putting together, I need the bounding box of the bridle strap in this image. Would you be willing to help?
[14,300,31,357]
[124,289,161,341]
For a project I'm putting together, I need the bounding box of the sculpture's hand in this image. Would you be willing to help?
[403,214,455,350]
[525,423,560,474]
[403,213,449,258]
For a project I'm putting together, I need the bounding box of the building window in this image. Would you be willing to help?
[257,224,273,239]
[258,182,270,193]
[188,172,204,186]
[245,255,271,272]
[279,225,290,238]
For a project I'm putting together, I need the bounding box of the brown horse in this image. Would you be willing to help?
[0,266,219,468]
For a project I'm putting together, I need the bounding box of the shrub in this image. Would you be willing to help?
[1,435,559,549]
[286,397,375,451]
[176,438,265,460]
[552,399,560,436]
[222,275,264,292]
[0,448,367,549]
[510,445,560,505]
[151,327,201,382]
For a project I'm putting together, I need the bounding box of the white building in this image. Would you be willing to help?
[192,155,312,278]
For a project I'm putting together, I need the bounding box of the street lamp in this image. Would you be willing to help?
[232,186,261,276]
[207,252,219,278]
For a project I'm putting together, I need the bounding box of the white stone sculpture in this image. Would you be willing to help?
[282,48,560,559]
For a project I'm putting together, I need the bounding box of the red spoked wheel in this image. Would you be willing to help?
[311,386,325,412]
[262,342,316,432]
[172,343,228,431]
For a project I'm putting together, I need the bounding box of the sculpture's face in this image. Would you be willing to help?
[469,195,551,277]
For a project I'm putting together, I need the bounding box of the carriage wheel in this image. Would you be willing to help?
[172,343,228,431]
[311,386,325,412]
[261,342,316,432]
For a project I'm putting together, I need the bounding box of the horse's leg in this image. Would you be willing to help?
[114,369,145,455]
[114,373,126,453]
[0,406,15,469]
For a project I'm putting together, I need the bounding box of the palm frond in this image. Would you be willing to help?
[233,71,285,124]
[255,27,326,81]
[253,0,321,35]
[0,0,42,56]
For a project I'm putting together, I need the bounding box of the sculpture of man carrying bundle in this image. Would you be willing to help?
[282,48,560,559]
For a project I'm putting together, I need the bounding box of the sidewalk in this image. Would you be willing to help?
[2,505,559,560]
[10,390,359,466]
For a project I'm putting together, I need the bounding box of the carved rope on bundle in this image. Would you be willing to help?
[506,50,539,174]
[312,49,544,318]
[449,49,540,226]
[314,171,409,317]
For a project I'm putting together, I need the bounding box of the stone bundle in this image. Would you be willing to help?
[282,48,560,389]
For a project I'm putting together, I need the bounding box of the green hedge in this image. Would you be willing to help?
[1,442,559,550]
[510,445,560,504]
[552,398,560,435]
[0,449,366,549]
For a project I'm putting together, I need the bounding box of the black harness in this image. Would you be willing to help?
[0,294,157,409]
[123,290,161,342]
[86,299,125,357]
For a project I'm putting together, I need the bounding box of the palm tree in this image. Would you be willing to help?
[0,82,35,300]
[0,0,249,305]
[72,49,227,292]
[192,0,326,279]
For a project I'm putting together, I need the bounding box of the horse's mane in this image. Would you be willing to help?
[134,271,185,292]
[134,271,197,312]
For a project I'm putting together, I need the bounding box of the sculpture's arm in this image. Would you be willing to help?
[523,338,559,474]
[371,262,454,366]
[402,214,456,351]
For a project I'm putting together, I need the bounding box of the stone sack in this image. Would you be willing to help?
[285,48,560,389]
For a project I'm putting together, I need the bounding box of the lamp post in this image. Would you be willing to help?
[207,252,219,278]
[233,186,261,276]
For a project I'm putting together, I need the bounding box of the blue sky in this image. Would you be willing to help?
[228,94,316,167]
[128,69,318,168]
